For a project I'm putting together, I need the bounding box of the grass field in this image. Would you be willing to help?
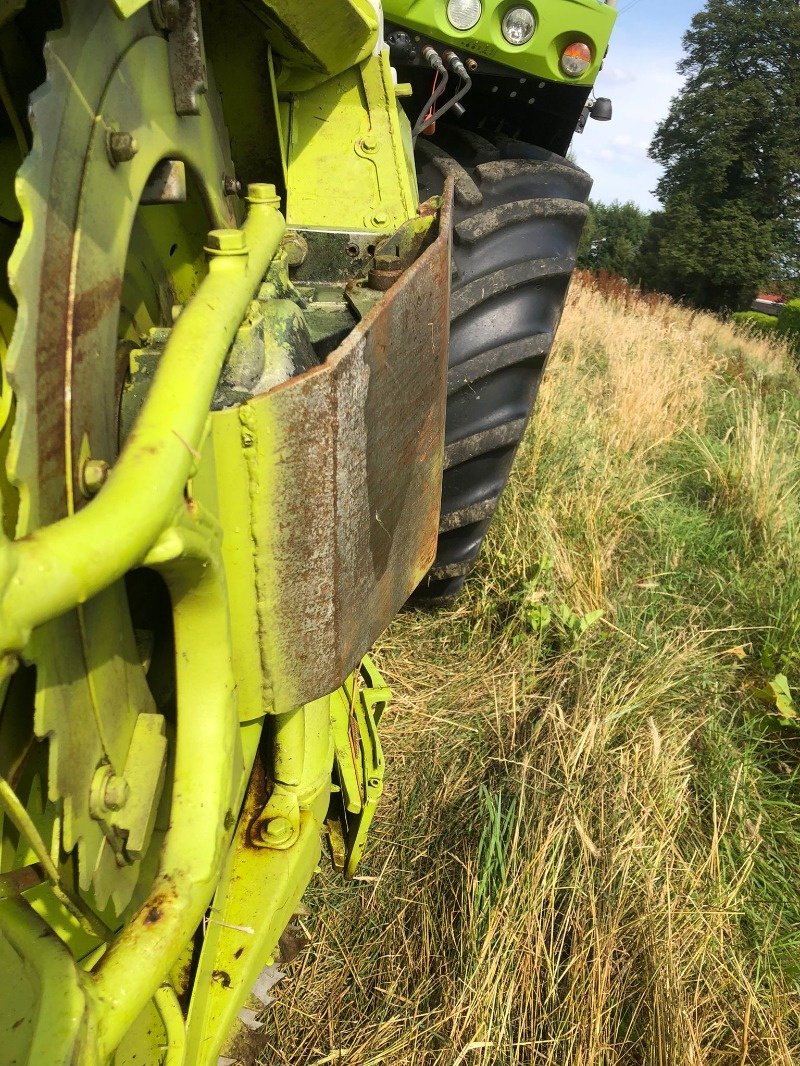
[255,277,800,1065]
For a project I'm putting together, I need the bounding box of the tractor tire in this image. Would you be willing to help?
[413,127,591,602]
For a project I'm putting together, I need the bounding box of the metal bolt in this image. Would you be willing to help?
[223,175,242,197]
[107,131,139,165]
[205,228,248,256]
[246,183,280,207]
[359,135,378,153]
[103,774,130,811]
[466,57,478,72]
[282,231,308,267]
[261,816,292,847]
[371,211,389,227]
[81,458,109,496]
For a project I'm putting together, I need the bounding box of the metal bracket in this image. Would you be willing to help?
[151,0,208,115]
[327,655,389,879]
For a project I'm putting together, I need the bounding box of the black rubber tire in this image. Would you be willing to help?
[413,126,591,603]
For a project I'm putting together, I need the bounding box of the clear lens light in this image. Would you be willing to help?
[501,7,536,46]
[561,41,592,77]
[446,0,482,30]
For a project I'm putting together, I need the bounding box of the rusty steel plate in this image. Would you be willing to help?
[227,182,452,714]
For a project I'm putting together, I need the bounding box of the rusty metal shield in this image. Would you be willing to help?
[219,183,452,713]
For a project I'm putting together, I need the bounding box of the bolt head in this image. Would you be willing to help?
[107,131,139,165]
[282,231,308,267]
[82,458,109,496]
[261,816,292,846]
[359,135,378,153]
[247,183,280,206]
[371,211,389,227]
[205,228,248,255]
[103,774,130,811]
[223,175,242,197]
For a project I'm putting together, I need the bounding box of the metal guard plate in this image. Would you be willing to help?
[229,182,452,713]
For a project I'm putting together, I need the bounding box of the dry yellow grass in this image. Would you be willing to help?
[249,282,800,1065]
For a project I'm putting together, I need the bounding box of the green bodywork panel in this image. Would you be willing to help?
[383,0,617,86]
[284,50,417,232]
[240,0,379,81]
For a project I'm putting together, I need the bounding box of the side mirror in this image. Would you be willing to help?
[591,97,613,121]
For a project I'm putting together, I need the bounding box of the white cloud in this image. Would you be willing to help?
[571,44,685,211]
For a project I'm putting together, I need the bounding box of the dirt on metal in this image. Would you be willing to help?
[245,182,454,712]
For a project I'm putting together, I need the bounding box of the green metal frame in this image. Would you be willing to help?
[0,186,285,658]
[0,0,429,1059]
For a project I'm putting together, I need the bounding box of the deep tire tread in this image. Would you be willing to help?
[413,127,591,602]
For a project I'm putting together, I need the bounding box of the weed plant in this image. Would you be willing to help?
[256,282,800,1065]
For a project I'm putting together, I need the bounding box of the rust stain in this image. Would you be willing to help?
[138,875,179,927]
[249,180,453,713]
[72,277,123,338]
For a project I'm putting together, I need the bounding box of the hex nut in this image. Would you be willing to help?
[90,765,130,817]
[107,131,139,165]
[82,458,109,496]
[103,774,130,811]
[246,183,280,207]
[261,816,292,846]
[223,175,242,197]
[282,231,308,267]
[205,228,248,255]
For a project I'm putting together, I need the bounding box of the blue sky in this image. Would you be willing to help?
[571,0,705,211]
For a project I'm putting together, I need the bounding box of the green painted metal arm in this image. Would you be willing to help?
[0,184,285,660]
[87,524,239,1060]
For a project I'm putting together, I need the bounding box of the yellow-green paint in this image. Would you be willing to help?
[329,657,389,880]
[0,189,284,659]
[0,0,412,1059]
[240,0,378,85]
[285,51,418,232]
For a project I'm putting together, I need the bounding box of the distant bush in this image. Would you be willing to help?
[777,299,800,353]
[731,310,779,338]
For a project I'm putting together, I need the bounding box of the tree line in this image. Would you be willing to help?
[578,0,799,313]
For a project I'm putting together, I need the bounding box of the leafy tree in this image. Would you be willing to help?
[577,200,650,283]
[644,0,800,311]
[640,195,774,309]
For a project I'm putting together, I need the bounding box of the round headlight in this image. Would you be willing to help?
[446,0,482,31]
[560,41,592,77]
[501,7,536,46]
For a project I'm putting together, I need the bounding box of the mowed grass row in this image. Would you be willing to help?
[258,279,800,1065]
